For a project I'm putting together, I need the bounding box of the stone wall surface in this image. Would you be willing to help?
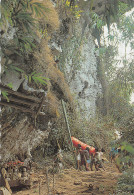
[59,14,102,119]
[1,117,49,162]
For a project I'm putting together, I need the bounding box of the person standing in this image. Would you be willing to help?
[95,148,105,171]
[80,147,90,171]
[76,144,81,170]
[85,147,91,170]
[91,147,99,171]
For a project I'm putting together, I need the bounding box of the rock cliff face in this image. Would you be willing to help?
[0,0,102,162]
[1,116,50,162]
[52,0,134,119]
[63,32,102,119]
[56,11,102,119]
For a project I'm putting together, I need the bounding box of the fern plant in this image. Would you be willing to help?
[7,83,13,89]
[1,82,13,102]
[28,1,49,16]
[1,91,9,102]
[1,0,48,66]
[7,65,25,73]
[27,72,49,86]
[5,65,49,87]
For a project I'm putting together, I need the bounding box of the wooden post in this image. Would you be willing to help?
[46,168,50,195]
[39,179,41,195]
[53,161,55,194]
[61,99,77,168]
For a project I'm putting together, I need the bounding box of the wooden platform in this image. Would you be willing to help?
[0,83,45,117]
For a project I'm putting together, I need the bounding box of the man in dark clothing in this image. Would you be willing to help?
[90,147,99,171]
[80,147,90,171]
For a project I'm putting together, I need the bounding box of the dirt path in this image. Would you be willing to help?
[13,162,121,195]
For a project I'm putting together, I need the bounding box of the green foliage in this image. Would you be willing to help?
[7,65,25,73]
[7,83,13,89]
[1,0,47,26]
[28,1,49,17]
[113,142,134,173]
[1,0,47,69]
[91,13,104,30]
[27,72,49,86]
[117,169,134,194]
[100,0,133,33]
[98,5,134,120]
[118,11,134,44]
[121,142,134,155]
[1,91,9,102]
[111,74,133,102]
[118,1,129,15]
[117,169,134,195]
[1,83,13,101]
[5,65,49,87]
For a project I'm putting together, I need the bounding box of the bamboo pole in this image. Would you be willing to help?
[61,99,77,168]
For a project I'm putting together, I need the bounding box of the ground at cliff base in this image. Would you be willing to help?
[12,162,121,195]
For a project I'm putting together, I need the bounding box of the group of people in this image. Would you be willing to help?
[109,146,133,172]
[76,144,105,171]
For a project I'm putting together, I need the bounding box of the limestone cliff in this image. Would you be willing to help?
[52,1,102,119]
[1,0,133,162]
[62,29,102,119]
